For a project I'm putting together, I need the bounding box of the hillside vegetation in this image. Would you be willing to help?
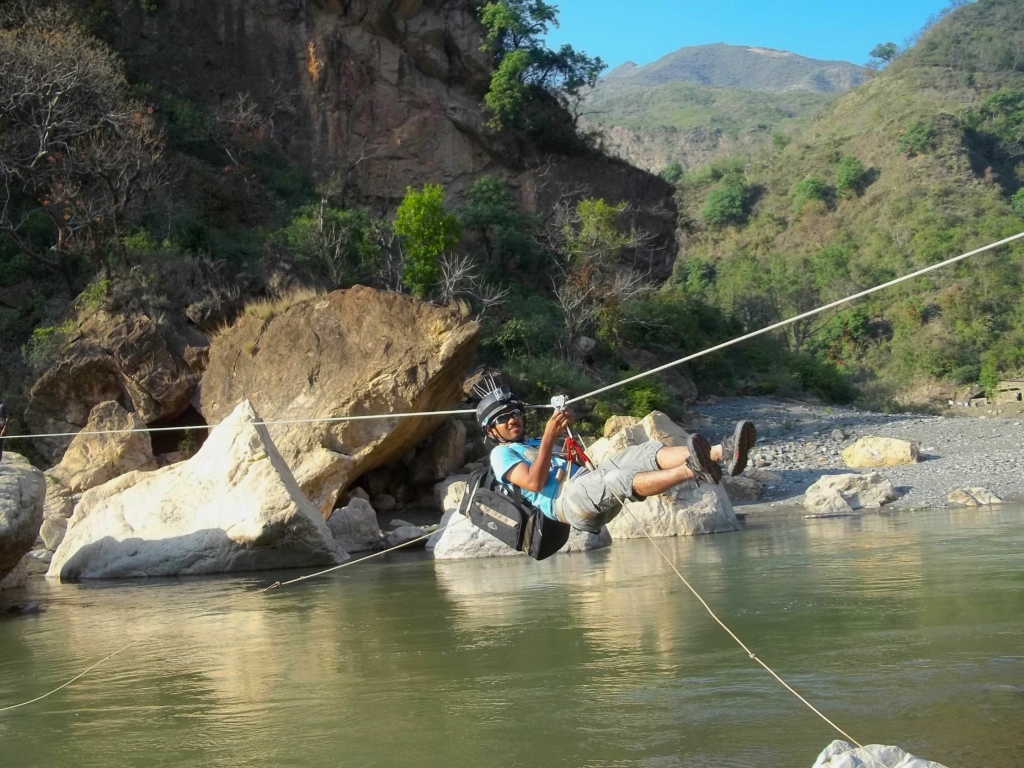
[670,0,1024,407]
[584,44,867,174]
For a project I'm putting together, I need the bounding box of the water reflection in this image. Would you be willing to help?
[0,507,1022,768]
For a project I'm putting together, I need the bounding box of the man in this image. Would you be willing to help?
[476,386,756,534]
[0,400,9,462]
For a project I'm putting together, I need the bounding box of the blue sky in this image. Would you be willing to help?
[544,0,958,69]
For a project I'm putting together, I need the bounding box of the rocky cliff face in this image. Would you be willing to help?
[102,0,678,275]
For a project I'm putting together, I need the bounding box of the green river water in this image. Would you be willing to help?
[1,506,1022,768]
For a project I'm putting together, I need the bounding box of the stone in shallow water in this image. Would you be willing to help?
[804,473,897,515]
[947,487,1003,506]
[812,739,948,768]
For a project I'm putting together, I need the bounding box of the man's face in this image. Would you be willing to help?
[489,407,524,442]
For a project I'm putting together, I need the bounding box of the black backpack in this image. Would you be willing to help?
[458,466,572,561]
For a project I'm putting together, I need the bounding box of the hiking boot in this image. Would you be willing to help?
[686,433,721,485]
[721,420,757,476]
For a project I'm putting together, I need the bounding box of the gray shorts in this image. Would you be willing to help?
[558,441,664,533]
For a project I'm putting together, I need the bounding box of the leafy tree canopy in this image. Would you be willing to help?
[479,0,605,131]
[394,185,462,297]
[868,42,900,67]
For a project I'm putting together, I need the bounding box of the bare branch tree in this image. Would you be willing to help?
[0,4,166,289]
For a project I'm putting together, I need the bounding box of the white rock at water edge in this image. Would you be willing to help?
[804,473,898,516]
[48,400,347,580]
[427,477,610,560]
[0,453,45,585]
[812,739,948,767]
[947,487,1003,506]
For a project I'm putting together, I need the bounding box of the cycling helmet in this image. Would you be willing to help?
[475,384,524,430]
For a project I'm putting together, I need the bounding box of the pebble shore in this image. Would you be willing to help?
[693,396,1024,510]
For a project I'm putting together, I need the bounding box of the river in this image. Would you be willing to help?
[1,505,1022,767]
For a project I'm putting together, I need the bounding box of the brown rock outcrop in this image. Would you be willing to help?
[49,401,157,494]
[25,299,208,463]
[199,286,479,515]
[102,0,678,277]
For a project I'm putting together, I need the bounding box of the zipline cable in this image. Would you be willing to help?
[0,516,470,714]
[558,416,877,756]
[3,230,1022,444]
[565,229,1024,405]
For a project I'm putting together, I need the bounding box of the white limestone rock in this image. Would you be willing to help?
[812,739,947,767]
[48,400,347,580]
[327,497,381,552]
[606,483,740,539]
[428,478,610,560]
[947,487,1003,506]
[804,473,898,516]
[592,411,740,538]
[0,452,45,584]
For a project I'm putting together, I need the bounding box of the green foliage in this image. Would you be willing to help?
[1011,189,1024,217]
[283,203,381,288]
[908,0,1024,75]
[835,156,869,198]
[896,122,935,156]
[479,1,604,132]
[23,321,75,374]
[792,177,830,213]
[980,89,1024,153]
[394,185,462,297]
[458,176,535,270]
[702,186,746,228]
[868,42,900,67]
[661,160,684,185]
[75,280,110,312]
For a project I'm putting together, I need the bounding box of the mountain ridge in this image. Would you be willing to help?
[601,42,869,93]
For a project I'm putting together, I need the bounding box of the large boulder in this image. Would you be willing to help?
[589,411,741,538]
[47,401,346,580]
[25,299,208,463]
[199,287,479,516]
[842,437,919,468]
[49,401,157,493]
[804,473,898,516]
[0,452,46,584]
[606,484,739,539]
[427,476,611,560]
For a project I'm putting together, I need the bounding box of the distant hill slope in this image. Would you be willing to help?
[668,0,1024,406]
[584,44,868,174]
[604,43,869,93]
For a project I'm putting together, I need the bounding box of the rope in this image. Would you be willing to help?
[3,230,1021,444]
[618,503,867,750]
[0,409,475,442]
[0,515,469,714]
[564,427,888,765]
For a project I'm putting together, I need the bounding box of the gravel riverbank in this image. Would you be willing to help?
[692,396,1024,511]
